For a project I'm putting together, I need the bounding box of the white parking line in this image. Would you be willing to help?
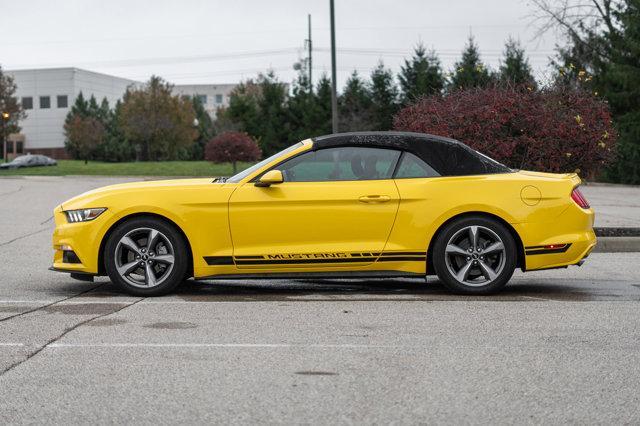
[0,343,24,347]
[0,300,133,304]
[48,343,404,349]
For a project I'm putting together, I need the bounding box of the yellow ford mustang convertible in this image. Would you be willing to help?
[51,132,596,296]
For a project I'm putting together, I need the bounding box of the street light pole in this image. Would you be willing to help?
[307,14,312,92]
[1,112,9,163]
[329,0,338,133]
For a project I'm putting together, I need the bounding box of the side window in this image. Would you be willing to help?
[278,147,401,182]
[394,152,440,178]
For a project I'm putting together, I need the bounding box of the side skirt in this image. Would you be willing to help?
[196,271,426,281]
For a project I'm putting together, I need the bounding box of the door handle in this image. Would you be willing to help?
[359,195,391,203]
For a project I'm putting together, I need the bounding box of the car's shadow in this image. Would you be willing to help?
[67,276,639,302]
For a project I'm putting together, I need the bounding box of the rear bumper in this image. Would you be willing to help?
[523,231,596,271]
[515,204,597,271]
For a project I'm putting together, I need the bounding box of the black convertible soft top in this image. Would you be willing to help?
[312,131,511,176]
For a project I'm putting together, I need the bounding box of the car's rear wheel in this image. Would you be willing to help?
[432,216,516,294]
[104,217,188,296]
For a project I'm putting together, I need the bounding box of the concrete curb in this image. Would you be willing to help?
[593,237,640,253]
[583,181,640,188]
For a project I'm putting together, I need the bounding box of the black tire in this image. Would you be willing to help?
[432,216,517,294]
[104,216,188,296]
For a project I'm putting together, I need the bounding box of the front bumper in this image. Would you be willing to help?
[51,205,111,275]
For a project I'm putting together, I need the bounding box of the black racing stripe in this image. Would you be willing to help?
[377,256,426,262]
[234,257,376,265]
[380,251,425,256]
[525,244,572,255]
[203,256,235,265]
[208,252,429,266]
[525,244,568,250]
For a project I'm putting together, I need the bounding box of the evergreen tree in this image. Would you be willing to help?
[286,71,333,141]
[499,37,537,88]
[220,80,261,135]
[313,74,333,136]
[220,71,289,156]
[65,92,89,122]
[255,72,289,156]
[87,95,101,118]
[399,44,445,104]
[369,62,399,130]
[64,93,112,160]
[449,36,495,90]
[188,96,214,160]
[339,71,374,132]
[603,0,640,183]
[95,100,135,162]
[286,70,320,142]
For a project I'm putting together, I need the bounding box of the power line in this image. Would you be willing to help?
[0,24,540,47]
[5,48,300,70]
[315,47,555,57]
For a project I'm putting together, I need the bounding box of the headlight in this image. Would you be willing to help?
[65,208,107,223]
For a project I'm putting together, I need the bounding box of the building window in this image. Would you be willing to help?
[57,95,68,108]
[22,97,33,110]
[16,141,24,154]
[215,94,223,104]
[40,96,51,109]
[196,95,207,105]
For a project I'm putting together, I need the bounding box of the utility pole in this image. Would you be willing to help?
[329,0,338,133]
[1,112,9,163]
[307,14,312,91]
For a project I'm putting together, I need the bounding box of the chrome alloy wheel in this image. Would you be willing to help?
[114,227,175,289]
[444,225,506,287]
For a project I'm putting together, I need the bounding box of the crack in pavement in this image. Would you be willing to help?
[0,296,144,376]
[0,284,104,324]
[0,186,23,197]
[40,215,53,225]
[0,228,49,247]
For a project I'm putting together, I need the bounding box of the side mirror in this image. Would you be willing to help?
[255,169,284,187]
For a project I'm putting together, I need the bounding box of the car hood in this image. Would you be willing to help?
[60,178,225,210]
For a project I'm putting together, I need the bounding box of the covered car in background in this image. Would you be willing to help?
[0,154,57,169]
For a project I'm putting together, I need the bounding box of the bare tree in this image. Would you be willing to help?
[530,0,620,36]
[529,0,623,61]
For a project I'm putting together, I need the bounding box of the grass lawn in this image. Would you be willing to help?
[0,160,256,177]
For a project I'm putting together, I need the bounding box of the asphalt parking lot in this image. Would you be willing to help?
[0,176,639,424]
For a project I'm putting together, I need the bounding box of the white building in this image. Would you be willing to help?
[6,67,235,158]
[173,84,235,118]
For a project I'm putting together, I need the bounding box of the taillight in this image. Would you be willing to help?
[571,187,590,209]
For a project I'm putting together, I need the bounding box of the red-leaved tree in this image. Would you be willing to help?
[205,131,261,173]
[393,86,617,178]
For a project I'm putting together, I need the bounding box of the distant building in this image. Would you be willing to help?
[6,67,236,159]
[172,84,235,118]
[6,68,136,158]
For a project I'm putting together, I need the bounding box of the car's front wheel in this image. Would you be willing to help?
[432,216,517,294]
[104,217,188,296]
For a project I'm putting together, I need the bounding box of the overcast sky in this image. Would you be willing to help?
[0,0,559,88]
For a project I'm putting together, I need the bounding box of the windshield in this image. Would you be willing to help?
[226,142,304,183]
